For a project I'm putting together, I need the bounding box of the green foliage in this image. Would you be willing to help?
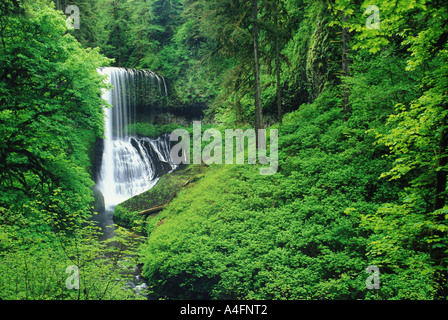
[0,0,108,223]
[102,0,448,300]
[2,0,448,301]
[333,0,448,298]
[0,205,145,300]
[0,0,145,300]
[138,87,408,299]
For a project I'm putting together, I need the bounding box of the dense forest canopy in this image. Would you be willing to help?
[0,0,448,302]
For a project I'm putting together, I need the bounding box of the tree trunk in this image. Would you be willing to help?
[341,12,350,120]
[252,0,264,144]
[275,16,282,125]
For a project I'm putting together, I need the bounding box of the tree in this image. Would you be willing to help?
[0,0,109,255]
[0,0,108,219]
[51,0,108,51]
[127,0,183,70]
[193,0,266,134]
[260,0,290,124]
[326,0,360,119]
[252,0,264,134]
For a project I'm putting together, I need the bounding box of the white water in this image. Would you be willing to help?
[97,67,176,208]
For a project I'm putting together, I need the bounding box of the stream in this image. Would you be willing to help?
[91,204,150,298]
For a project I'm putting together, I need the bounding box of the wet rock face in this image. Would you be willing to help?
[153,103,205,126]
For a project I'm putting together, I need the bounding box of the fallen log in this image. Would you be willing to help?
[137,177,193,216]
[182,178,191,187]
[138,192,177,216]
[138,204,168,216]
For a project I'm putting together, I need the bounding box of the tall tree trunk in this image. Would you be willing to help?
[252,0,264,146]
[341,12,350,120]
[275,16,282,125]
[432,103,448,299]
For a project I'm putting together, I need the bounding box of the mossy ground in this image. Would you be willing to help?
[114,164,209,233]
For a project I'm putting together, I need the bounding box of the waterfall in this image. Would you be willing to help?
[96,67,177,209]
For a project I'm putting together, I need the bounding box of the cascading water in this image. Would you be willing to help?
[96,67,177,212]
[91,67,177,295]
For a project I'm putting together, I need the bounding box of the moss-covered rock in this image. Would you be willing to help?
[113,164,208,233]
